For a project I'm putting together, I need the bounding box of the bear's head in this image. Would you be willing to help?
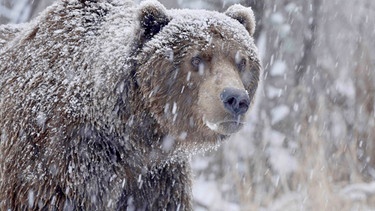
[135,0,261,150]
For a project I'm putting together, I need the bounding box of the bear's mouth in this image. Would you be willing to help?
[205,119,245,135]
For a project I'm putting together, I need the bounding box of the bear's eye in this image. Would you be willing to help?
[238,58,247,72]
[191,56,202,68]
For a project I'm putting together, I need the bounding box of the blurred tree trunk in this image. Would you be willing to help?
[242,0,264,41]
[294,0,321,85]
[0,0,55,24]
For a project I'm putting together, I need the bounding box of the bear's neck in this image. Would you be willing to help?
[117,156,193,210]
[116,110,193,210]
[124,109,187,166]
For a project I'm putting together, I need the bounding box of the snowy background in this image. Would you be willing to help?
[1,0,375,210]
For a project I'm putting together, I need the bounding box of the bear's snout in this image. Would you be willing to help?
[220,88,250,117]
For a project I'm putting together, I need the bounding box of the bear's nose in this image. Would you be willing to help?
[220,88,250,116]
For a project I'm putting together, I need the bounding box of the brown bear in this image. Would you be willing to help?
[0,0,260,210]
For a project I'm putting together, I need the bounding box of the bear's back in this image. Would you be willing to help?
[0,0,138,129]
[0,1,142,209]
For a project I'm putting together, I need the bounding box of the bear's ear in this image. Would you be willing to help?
[138,0,170,41]
[225,4,256,37]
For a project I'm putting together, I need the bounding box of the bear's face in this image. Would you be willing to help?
[195,39,260,135]
[136,1,260,143]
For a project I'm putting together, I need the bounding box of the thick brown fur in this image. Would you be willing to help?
[0,0,260,210]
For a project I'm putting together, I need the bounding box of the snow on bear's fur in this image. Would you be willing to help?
[0,0,260,210]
